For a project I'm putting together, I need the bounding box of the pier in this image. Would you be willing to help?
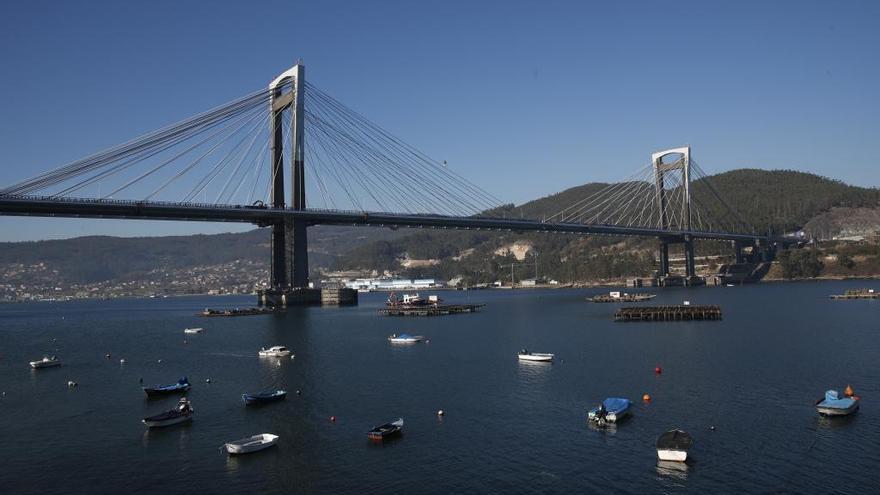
[614,305,722,321]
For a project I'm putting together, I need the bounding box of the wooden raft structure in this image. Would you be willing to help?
[614,305,722,321]
[198,307,277,317]
[379,304,485,317]
[830,289,879,300]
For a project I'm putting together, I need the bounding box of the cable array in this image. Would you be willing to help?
[0,78,503,217]
[546,155,755,234]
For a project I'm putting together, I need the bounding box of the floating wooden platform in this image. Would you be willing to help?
[198,307,278,317]
[830,289,879,300]
[587,293,656,303]
[379,304,485,316]
[614,305,722,321]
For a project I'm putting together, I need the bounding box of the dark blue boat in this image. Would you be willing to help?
[143,377,190,398]
[242,389,287,405]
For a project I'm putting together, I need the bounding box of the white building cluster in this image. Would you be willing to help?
[343,278,444,291]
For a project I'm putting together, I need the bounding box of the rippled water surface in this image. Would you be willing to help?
[1,281,878,494]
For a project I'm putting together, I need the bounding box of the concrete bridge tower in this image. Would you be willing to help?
[652,146,697,281]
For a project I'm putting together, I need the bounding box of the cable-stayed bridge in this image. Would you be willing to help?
[0,63,798,304]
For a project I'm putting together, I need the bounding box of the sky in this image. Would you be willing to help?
[0,0,877,241]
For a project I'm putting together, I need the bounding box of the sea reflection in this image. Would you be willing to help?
[656,460,689,480]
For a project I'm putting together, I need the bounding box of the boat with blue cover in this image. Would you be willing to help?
[143,377,191,398]
[588,397,632,424]
[242,390,287,405]
[816,389,860,416]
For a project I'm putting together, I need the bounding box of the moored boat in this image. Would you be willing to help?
[588,397,632,425]
[223,433,279,454]
[517,349,554,362]
[143,397,194,428]
[183,327,205,334]
[29,356,61,369]
[816,389,860,416]
[143,377,191,397]
[242,390,287,405]
[387,333,424,343]
[656,429,693,462]
[386,292,442,308]
[368,418,404,440]
[258,346,291,357]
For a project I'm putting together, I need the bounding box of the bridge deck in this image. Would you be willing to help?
[0,196,791,244]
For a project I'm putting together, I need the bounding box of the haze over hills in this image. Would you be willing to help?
[1,169,879,300]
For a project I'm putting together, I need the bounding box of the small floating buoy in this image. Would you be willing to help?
[709,425,716,431]
[1,392,5,397]
[844,384,855,397]
[330,416,336,422]
[643,393,651,402]
[205,378,211,383]
[654,366,662,374]
[105,353,111,359]
[183,339,188,344]
[425,339,430,344]
[157,359,162,364]
[290,354,295,360]
[119,359,126,364]
[67,381,77,387]
[437,409,445,416]
[296,390,301,395]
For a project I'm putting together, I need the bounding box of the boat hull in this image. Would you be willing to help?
[242,391,287,405]
[817,402,859,416]
[224,434,279,454]
[30,361,62,369]
[143,415,192,428]
[518,354,554,362]
[657,449,688,462]
[143,385,190,397]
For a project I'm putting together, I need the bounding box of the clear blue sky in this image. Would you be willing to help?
[0,0,877,241]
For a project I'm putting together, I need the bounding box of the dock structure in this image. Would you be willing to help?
[830,289,879,300]
[614,305,722,321]
[198,307,278,317]
[379,304,485,317]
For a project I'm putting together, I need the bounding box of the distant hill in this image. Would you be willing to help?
[333,169,880,284]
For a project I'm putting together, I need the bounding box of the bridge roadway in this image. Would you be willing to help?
[0,196,790,245]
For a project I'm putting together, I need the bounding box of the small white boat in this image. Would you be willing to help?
[518,349,554,362]
[223,433,279,455]
[656,429,693,462]
[258,346,291,357]
[388,333,424,343]
[183,327,205,334]
[30,356,62,369]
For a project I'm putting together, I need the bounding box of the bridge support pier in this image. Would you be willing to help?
[658,240,670,277]
[684,237,696,279]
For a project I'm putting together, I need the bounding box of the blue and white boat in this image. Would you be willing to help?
[143,377,191,398]
[242,390,287,405]
[816,389,860,416]
[588,397,632,424]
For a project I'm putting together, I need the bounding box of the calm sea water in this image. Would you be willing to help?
[1,281,878,494]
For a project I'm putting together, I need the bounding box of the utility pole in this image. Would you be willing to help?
[534,251,538,280]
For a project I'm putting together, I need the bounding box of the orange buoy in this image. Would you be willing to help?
[844,384,855,397]
[654,366,662,374]
[642,393,651,402]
